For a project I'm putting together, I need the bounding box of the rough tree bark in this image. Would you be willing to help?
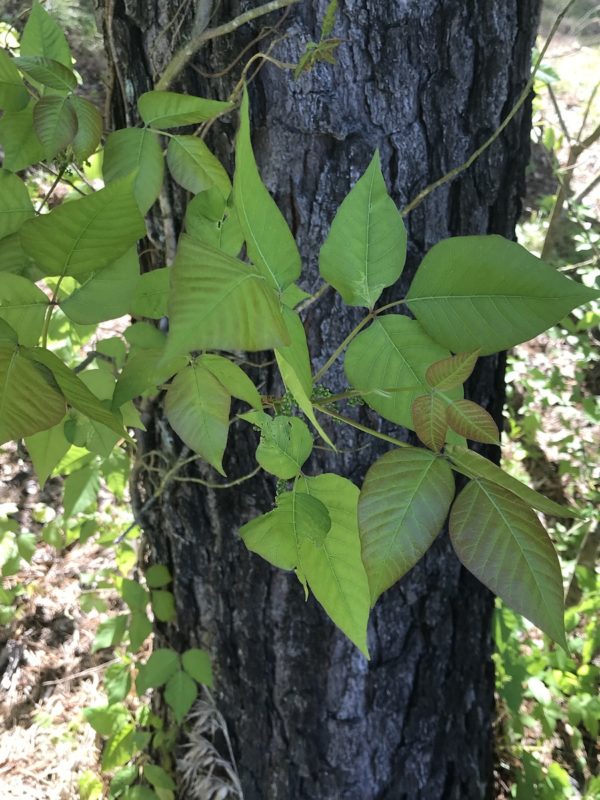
[102,1,539,797]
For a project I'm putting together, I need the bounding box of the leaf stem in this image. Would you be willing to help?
[155,0,301,91]
[40,276,64,349]
[312,311,373,384]
[314,404,410,448]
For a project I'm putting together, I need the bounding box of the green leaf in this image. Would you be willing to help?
[25,420,70,486]
[102,725,136,771]
[0,102,44,171]
[449,479,567,648]
[130,269,169,319]
[255,415,313,479]
[274,307,334,447]
[113,350,186,409]
[63,463,100,518]
[103,128,165,214]
[129,611,152,652]
[181,648,213,687]
[0,344,66,444]
[406,236,600,355]
[21,175,145,279]
[0,50,29,111]
[0,232,33,275]
[358,448,455,605]
[145,565,172,588]
[281,283,310,308]
[239,503,299,572]
[83,703,130,737]
[234,88,301,292]
[444,444,578,518]
[184,189,243,256]
[137,90,233,129]
[14,56,77,92]
[411,393,447,452]
[68,96,102,161]
[137,649,180,693]
[319,150,406,308]
[144,764,176,792]
[20,2,73,66]
[104,662,132,704]
[109,765,137,797]
[344,315,461,430]
[122,788,159,800]
[33,94,78,159]
[163,236,289,359]
[0,274,48,346]
[0,169,35,239]
[121,578,149,611]
[164,669,197,723]
[277,491,331,545]
[167,135,231,197]
[445,399,500,444]
[425,350,480,391]
[164,361,231,475]
[298,474,371,656]
[22,347,128,438]
[151,590,176,622]
[199,354,261,411]
[60,248,140,325]
[92,614,128,652]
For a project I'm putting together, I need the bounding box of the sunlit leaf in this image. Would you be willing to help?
[137,90,233,129]
[0,50,29,111]
[103,128,165,213]
[406,236,600,355]
[167,135,231,197]
[14,56,76,92]
[25,420,70,486]
[0,274,48,346]
[0,102,44,171]
[165,669,197,723]
[199,354,261,411]
[425,350,480,391]
[445,399,500,444]
[358,448,454,604]
[20,2,73,66]
[129,268,169,319]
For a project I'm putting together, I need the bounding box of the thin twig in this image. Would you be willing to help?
[155,0,301,91]
[37,167,66,214]
[401,0,579,217]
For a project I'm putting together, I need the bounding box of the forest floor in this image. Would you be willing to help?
[0,3,599,800]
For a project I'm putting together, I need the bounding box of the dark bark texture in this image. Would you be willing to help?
[102,1,539,797]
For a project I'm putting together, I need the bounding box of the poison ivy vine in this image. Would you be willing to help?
[1,1,598,677]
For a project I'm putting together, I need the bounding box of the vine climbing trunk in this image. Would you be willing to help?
[102,1,539,797]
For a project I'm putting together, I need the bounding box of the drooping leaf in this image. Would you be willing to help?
[136,648,180,693]
[181,649,213,687]
[199,354,261,411]
[425,350,480,391]
[406,236,600,355]
[25,420,70,486]
[449,479,567,648]
[103,128,165,213]
[20,175,145,278]
[33,94,78,159]
[444,444,577,518]
[358,448,455,605]
[234,88,301,292]
[22,347,128,438]
[164,669,197,723]
[445,399,500,444]
[20,2,73,66]
[63,463,100,518]
[14,56,77,92]
[164,361,231,475]
[0,50,29,111]
[255,415,313,479]
[163,236,289,359]
[319,150,406,308]
[68,96,102,161]
[113,349,186,409]
[129,268,168,319]
[411,393,447,452]
[0,344,66,444]
[0,274,48,346]
[0,102,44,171]
[184,189,243,256]
[275,306,334,447]
[137,90,233,129]
[345,315,461,430]
[60,248,140,324]
[167,135,231,197]
[0,169,34,240]
[299,474,371,656]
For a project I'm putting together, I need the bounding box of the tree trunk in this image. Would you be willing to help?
[103,1,539,797]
